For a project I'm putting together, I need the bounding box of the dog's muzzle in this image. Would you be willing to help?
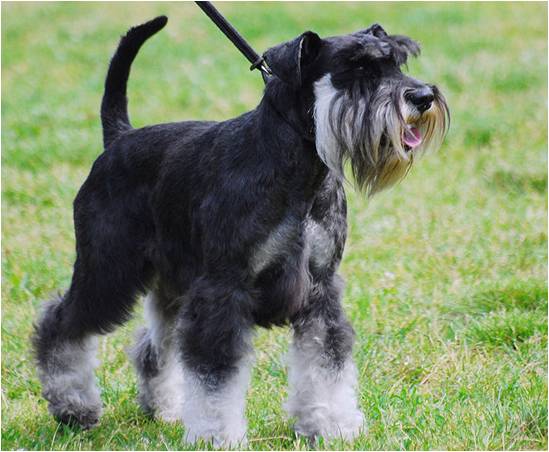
[406,86,435,114]
[401,85,441,152]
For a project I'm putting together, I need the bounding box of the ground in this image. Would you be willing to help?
[1,2,547,450]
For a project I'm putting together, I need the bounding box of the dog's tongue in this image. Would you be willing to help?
[403,126,422,149]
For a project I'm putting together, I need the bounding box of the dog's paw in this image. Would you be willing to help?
[184,427,248,449]
[294,408,366,442]
[156,407,182,424]
[44,380,103,430]
[327,408,366,441]
[51,403,103,430]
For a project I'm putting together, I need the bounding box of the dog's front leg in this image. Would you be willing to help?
[286,274,365,443]
[176,276,254,448]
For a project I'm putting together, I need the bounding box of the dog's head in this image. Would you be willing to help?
[264,24,449,195]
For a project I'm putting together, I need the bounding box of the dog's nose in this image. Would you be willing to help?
[407,86,434,113]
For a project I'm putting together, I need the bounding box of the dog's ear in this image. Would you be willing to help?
[263,31,322,86]
[350,34,392,61]
[362,23,389,39]
[358,25,421,65]
[388,35,421,65]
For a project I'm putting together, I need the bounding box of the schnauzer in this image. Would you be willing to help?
[33,15,448,446]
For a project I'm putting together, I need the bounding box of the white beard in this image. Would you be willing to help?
[313,73,447,195]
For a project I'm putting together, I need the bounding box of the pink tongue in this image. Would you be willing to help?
[403,126,422,148]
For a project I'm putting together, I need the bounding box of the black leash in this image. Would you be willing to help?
[195,1,315,142]
[195,1,272,83]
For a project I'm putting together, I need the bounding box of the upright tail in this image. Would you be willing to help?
[101,16,168,148]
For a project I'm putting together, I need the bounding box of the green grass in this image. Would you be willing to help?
[2,1,547,450]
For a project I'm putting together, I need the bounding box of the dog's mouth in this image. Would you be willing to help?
[402,124,422,152]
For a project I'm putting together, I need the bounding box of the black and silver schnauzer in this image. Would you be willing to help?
[33,15,448,446]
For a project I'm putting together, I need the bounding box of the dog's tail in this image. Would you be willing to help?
[101,16,168,148]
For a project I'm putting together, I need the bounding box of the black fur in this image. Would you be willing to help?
[101,15,168,148]
[32,16,448,438]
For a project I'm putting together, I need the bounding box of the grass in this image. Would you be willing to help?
[1,1,547,450]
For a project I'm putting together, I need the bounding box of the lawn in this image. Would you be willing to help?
[1,1,547,450]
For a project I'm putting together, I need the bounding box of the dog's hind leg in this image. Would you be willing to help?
[32,292,104,429]
[33,244,151,428]
[286,274,365,442]
[131,289,184,422]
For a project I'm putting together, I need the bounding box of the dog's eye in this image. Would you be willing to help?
[353,64,372,77]
[349,62,365,73]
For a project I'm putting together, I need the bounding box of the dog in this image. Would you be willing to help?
[33,15,449,447]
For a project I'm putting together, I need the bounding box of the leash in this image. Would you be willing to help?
[195,1,315,142]
[195,1,272,83]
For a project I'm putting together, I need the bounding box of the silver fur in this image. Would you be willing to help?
[181,354,253,447]
[250,216,300,274]
[314,74,449,195]
[37,330,102,428]
[285,318,365,441]
[304,219,335,269]
[132,292,184,422]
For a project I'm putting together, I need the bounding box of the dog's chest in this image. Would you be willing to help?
[250,216,334,276]
[303,219,335,269]
[247,175,346,326]
[250,214,335,326]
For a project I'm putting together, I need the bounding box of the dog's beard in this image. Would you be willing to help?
[314,75,449,195]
